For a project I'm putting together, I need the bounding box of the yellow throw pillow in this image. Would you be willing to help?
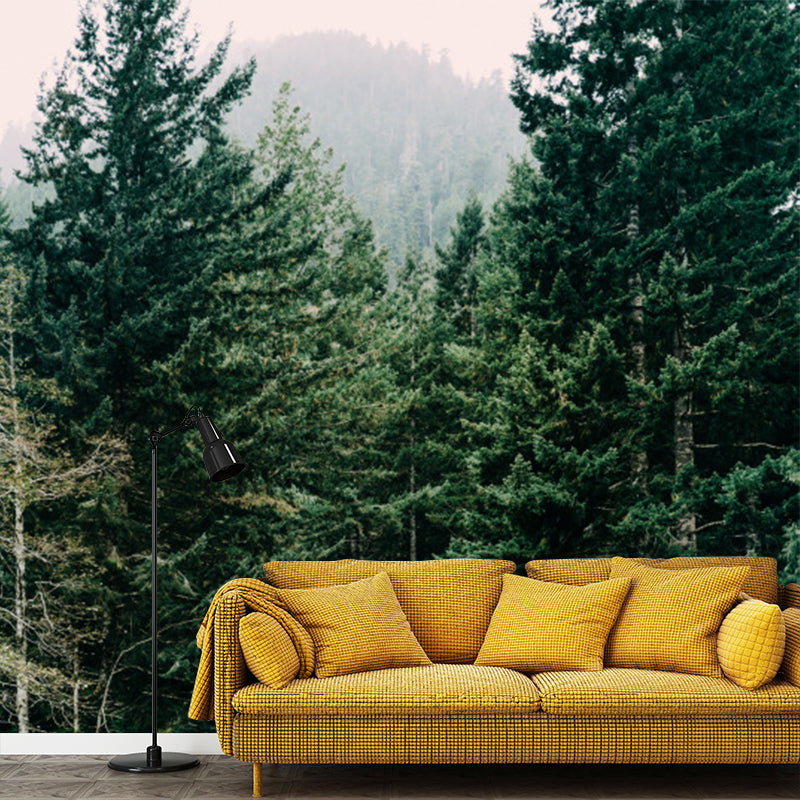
[717,597,785,690]
[279,571,432,678]
[265,558,515,663]
[656,556,778,604]
[475,574,632,672]
[239,613,301,689]
[781,608,800,686]
[605,557,749,677]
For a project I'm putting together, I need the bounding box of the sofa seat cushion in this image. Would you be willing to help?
[231,663,541,716]
[532,668,800,716]
[264,558,515,663]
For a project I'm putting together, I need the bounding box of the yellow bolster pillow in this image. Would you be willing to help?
[239,612,301,689]
[717,597,785,690]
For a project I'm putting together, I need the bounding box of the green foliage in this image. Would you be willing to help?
[165,83,395,572]
[227,32,525,266]
[461,0,799,560]
[1,0,796,737]
[5,0,269,733]
[14,0,258,422]
[434,194,485,337]
[0,253,129,732]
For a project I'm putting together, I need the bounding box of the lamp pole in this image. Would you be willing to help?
[109,408,244,773]
[152,437,158,759]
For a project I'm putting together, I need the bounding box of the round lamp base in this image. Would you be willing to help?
[108,751,199,773]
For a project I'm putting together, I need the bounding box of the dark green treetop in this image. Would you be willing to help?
[472,0,799,562]
[13,0,260,426]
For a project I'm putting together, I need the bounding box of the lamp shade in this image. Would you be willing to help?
[196,413,245,481]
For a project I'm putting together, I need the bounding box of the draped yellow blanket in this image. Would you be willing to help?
[189,577,310,722]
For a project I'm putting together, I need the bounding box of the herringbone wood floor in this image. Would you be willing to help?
[0,755,797,799]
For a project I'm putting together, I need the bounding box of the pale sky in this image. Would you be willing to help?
[0,0,546,134]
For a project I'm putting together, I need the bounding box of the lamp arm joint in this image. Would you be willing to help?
[149,406,204,447]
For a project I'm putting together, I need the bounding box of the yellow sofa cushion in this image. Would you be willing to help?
[655,556,778,604]
[265,558,514,663]
[717,597,785,690]
[605,557,749,677]
[525,556,777,603]
[239,612,301,689]
[782,607,800,686]
[532,667,800,715]
[525,557,660,585]
[279,572,432,678]
[232,663,541,716]
[475,574,631,672]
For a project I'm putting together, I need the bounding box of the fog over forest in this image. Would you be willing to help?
[1,31,525,265]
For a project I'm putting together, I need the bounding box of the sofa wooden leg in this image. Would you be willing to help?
[252,762,263,798]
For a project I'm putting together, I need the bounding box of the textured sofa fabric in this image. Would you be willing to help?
[525,555,780,603]
[232,663,541,715]
[717,597,786,689]
[264,558,515,663]
[190,557,800,797]
[604,559,750,676]
[475,574,632,671]
[531,668,800,715]
[278,572,432,677]
[231,712,800,766]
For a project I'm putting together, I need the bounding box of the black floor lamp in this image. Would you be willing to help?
[108,407,245,773]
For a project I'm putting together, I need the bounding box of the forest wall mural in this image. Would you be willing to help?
[1,0,797,734]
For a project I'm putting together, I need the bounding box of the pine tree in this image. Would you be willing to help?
[163,85,394,575]
[469,0,798,562]
[434,194,485,338]
[380,252,458,560]
[5,0,273,732]
[12,0,259,427]
[0,253,127,731]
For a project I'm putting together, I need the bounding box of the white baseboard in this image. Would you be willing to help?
[0,732,222,755]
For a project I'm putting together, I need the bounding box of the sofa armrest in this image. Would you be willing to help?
[782,583,800,610]
[189,579,316,755]
[782,607,800,687]
[211,592,250,755]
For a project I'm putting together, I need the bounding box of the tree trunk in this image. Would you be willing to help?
[626,139,648,484]
[409,339,418,561]
[72,642,81,732]
[673,168,696,548]
[673,313,697,550]
[409,454,417,561]
[8,323,30,732]
[14,486,29,733]
[629,267,647,483]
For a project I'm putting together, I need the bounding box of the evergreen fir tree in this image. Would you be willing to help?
[470,0,798,563]
[434,194,485,338]
[0,252,127,732]
[5,0,275,731]
[164,85,394,572]
[13,0,259,423]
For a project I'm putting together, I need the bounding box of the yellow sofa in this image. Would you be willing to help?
[189,556,800,798]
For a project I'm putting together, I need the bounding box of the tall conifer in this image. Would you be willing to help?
[7,0,272,730]
[473,0,798,561]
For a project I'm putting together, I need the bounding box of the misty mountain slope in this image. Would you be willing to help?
[226,32,526,261]
[2,31,526,259]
